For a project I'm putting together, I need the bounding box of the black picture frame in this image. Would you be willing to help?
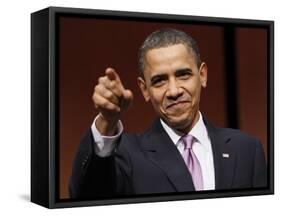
[31,6,274,208]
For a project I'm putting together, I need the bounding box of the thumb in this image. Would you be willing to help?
[121,89,133,109]
[123,89,133,102]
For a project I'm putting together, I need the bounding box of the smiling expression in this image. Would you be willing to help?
[137,43,207,133]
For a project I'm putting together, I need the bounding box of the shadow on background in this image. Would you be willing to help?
[19,194,30,202]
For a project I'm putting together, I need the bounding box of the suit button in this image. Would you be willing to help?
[82,157,88,167]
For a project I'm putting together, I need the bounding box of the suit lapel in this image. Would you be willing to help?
[204,118,236,190]
[140,117,237,191]
[141,119,195,192]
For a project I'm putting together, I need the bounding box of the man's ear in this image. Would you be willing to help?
[199,62,208,88]
[137,77,150,102]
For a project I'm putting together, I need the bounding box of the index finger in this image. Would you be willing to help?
[105,68,120,82]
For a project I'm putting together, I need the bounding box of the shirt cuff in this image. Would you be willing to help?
[91,114,123,157]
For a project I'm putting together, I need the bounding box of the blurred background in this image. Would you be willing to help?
[58,15,268,199]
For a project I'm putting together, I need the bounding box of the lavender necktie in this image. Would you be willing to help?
[181,134,203,191]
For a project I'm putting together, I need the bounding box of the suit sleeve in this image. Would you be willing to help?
[253,140,267,188]
[69,129,133,199]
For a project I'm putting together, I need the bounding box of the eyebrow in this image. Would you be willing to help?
[175,68,193,76]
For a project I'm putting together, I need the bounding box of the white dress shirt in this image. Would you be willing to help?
[91,114,123,157]
[91,112,215,190]
[159,112,215,190]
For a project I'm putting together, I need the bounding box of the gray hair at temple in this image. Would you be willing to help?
[138,28,202,78]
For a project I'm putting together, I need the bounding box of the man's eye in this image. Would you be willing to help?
[152,79,165,87]
[178,72,191,79]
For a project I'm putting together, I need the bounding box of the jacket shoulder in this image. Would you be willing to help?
[218,127,259,140]
[215,127,262,150]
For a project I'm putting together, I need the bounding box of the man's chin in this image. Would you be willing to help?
[163,117,192,132]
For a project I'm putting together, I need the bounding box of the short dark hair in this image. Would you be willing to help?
[138,28,202,77]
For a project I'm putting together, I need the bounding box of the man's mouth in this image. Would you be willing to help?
[166,101,190,109]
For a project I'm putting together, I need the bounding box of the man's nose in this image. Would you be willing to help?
[166,79,183,99]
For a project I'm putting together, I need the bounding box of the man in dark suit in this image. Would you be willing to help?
[69,28,267,199]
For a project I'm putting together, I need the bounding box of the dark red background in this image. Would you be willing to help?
[59,17,267,199]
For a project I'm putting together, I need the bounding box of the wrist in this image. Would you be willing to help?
[96,113,119,136]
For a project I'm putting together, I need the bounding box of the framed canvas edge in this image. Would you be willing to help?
[32,6,274,209]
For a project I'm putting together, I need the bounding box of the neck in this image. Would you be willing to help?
[177,112,200,134]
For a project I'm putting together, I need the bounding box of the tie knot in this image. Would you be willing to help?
[182,134,194,149]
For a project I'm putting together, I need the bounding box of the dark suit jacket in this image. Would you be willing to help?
[69,118,267,199]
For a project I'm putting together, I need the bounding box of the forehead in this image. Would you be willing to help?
[144,44,197,75]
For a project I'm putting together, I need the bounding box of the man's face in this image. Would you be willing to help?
[137,43,207,133]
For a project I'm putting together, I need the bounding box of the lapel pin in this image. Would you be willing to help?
[222,153,229,158]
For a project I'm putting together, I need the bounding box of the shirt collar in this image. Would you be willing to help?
[160,112,211,151]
